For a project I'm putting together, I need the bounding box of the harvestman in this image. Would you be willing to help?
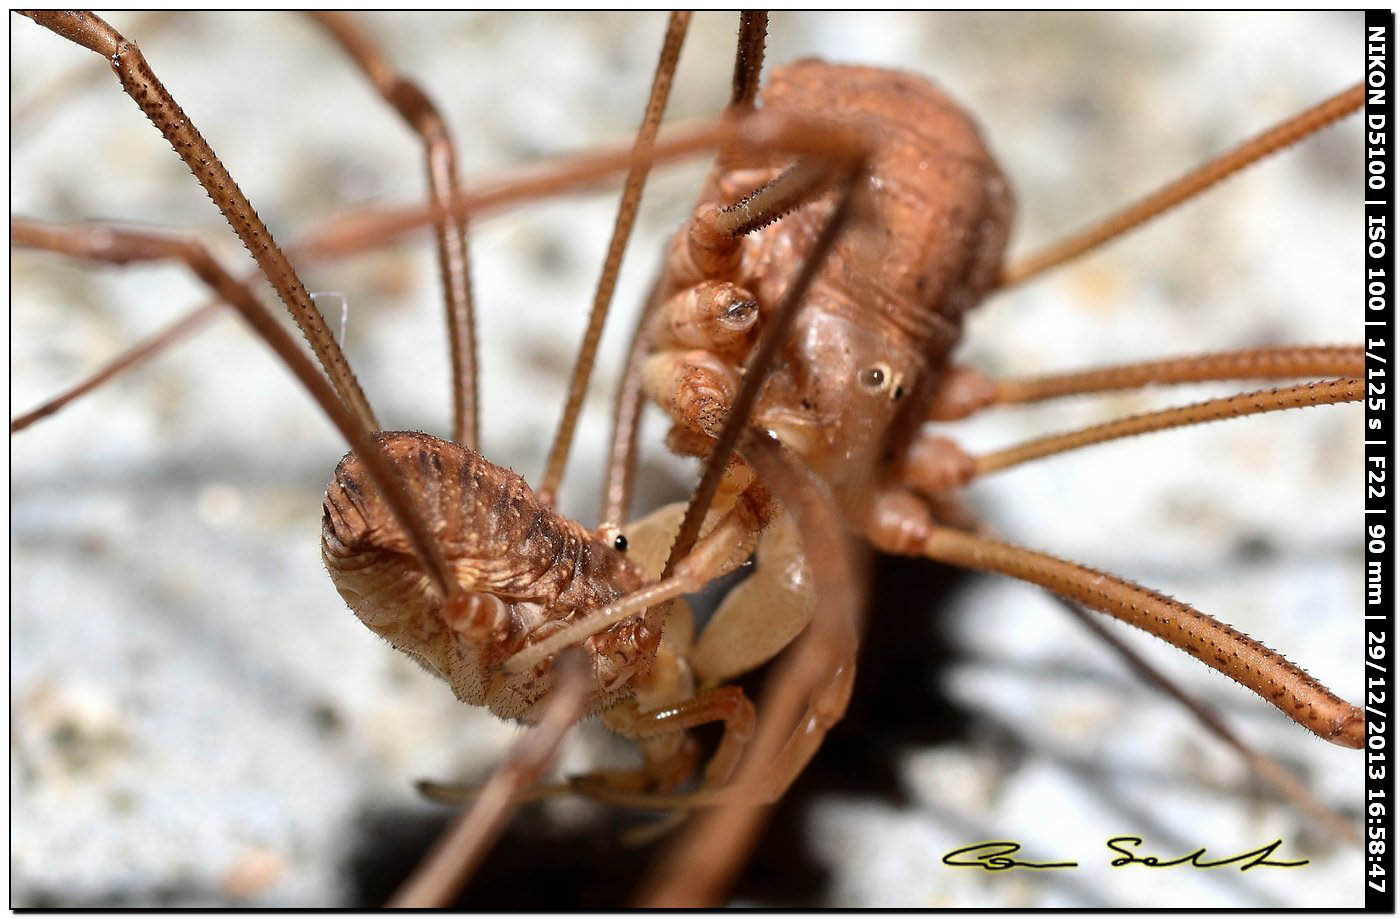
[13,10,1366,907]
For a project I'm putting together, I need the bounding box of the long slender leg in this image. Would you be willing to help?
[11,217,463,616]
[972,378,1361,479]
[729,12,767,110]
[10,297,221,433]
[992,345,1364,404]
[387,650,592,908]
[905,377,1363,493]
[927,345,1365,420]
[537,11,691,505]
[911,354,1365,838]
[636,431,865,907]
[598,10,767,531]
[901,521,1363,747]
[310,11,480,449]
[997,82,1364,287]
[11,10,174,132]
[599,280,663,529]
[1049,593,1359,844]
[287,117,730,258]
[20,10,379,433]
[282,103,871,263]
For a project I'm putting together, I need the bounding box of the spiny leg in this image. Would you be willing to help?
[867,444,1363,749]
[1048,593,1359,844]
[908,378,1362,493]
[310,11,480,449]
[971,378,1361,479]
[598,10,767,531]
[537,11,691,506]
[911,356,1364,835]
[927,345,1364,421]
[11,10,174,132]
[900,522,1363,748]
[9,217,466,622]
[997,82,1364,288]
[900,433,1362,840]
[20,10,378,432]
[729,12,768,110]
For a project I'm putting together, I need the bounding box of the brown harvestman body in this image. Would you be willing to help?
[10,12,1360,902]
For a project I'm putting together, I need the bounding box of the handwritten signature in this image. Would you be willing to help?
[942,838,1309,873]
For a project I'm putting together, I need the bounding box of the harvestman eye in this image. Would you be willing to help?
[858,362,891,392]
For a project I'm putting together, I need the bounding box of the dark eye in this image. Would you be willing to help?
[613,534,629,552]
[859,363,892,392]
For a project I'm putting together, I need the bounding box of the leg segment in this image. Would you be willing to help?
[925,345,1364,422]
[11,217,461,609]
[862,488,1363,748]
[971,378,1362,478]
[537,11,691,505]
[311,11,480,449]
[997,82,1364,287]
[388,650,592,907]
[577,686,757,808]
[11,297,221,433]
[21,10,378,431]
[637,431,864,906]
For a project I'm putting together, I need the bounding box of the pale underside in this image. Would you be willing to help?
[11,11,1362,907]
